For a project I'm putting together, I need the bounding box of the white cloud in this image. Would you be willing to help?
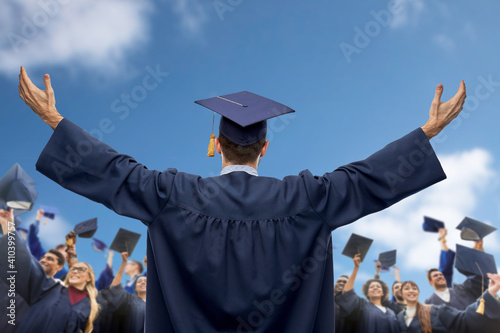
[433,34,456,52]
[335,148,497,272]
[390,0,425,29]
[168,0,209,37]
[0,0,154,75]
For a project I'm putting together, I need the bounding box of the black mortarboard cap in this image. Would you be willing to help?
[195,91,295,146]
[341,233,374,262]
[109,228,141,255]
[378,250,397,267]
[456,217,497,241]
[422,216,445,233]
[0,164,38,211]
[73,218,98,238]
[455,244,497,277]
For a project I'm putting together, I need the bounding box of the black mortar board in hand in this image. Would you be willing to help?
[74,218,98,238]
[195,91,295,151]
[455,244,497,276]
[422,216,445,232]
[0,163,38,211]
[342,233,374,262]
[109,228,141,256]
[378,250,397,268]
[456,217,497,241]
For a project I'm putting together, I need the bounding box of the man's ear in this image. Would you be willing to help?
[215,137,222,155]
[259,141,270,158]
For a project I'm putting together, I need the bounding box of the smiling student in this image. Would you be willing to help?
[0,209,101,333]
[336,254,400,333]
[398,277,500,333]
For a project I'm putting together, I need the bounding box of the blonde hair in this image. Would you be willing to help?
[64,263,100,333]
[401,281,432,333]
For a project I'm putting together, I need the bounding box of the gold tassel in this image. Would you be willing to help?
[207,134,216,157]
[476,298,485,315]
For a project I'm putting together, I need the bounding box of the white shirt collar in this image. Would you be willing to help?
[220,165,258,176]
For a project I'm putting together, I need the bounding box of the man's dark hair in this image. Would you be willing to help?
[130,260,144,274]
[47,249,66,266]
[361,279,389,302]
[218,133,266,165]
[427,268,440,282]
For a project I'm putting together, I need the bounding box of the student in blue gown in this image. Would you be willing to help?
[28,208,114,290]
[425,236,486,310]
[98,252,146,333]
[0,209,101,333]
[398,277,500,333]
[18,67,466,332]
[336,254,400,333]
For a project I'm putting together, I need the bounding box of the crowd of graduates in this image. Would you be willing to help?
[0,207,147,333]
[333,217,500,333]
[1,164,500,333]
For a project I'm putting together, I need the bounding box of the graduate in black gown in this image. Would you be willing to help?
[0,209,101,333]
[336,254,400,333]
[17,67,467,332]
[98,252,146,333]
[397,278,500,333]
[425,239,488,310]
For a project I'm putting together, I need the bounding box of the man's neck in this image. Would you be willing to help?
[434,286,448,292]
[222,161,258,170]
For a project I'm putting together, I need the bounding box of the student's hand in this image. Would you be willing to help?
[36,209,44,221]
[18,66,63,130]
[487,273,500,296]
[375,260,381,273]
[0,209,14,235]
[473,239,484,252]
[353,254,361,268]
[421,81,466,139]
[121,252,129,263]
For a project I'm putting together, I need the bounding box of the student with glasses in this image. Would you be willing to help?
[0,209,101,333]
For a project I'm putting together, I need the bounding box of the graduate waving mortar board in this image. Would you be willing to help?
[18,66,466,332]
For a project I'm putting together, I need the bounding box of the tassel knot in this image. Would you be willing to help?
[207,134,216,157]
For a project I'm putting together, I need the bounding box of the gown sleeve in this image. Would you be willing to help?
[36,118,177,226]
[27,219,45,261]
[300,128,446,230]
[95,264,114,291]
[439,249,455,288]
[335,289,365,321]
[99,284,134,313]
[0,231,57,305]
[435,291,500,333]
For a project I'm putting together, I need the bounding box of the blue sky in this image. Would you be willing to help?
[1,0,500,302]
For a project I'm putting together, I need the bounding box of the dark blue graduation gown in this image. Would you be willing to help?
[335,289,400,333]
[439,249,455,288]
[35,118,446,332]
[27,219,44,261]
[398,291,500,333]
[95,264,114,291]
[0,231,91,333]
[425,273,484,310]
[98,284,146,333]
